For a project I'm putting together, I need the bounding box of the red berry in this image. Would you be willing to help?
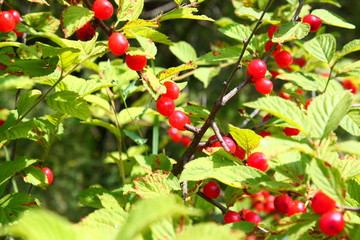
[319,211,344,236]
[239,209,252,217]
[262,114,273,122]
[248,59,267,78]
[41,167,54,185]
[258,131,271,137]
[283,127,300,136]
[156,96,175,117]
[264,195,275,213]
[342,79,358,94]
[267,25,279,39]
[76,22,96,41]
[294,58,306,67]
[270,70,280,79]
[211,136,236,153]
[224,211,241,224]
[247,152,268,172]
[168,127,182,142]
[92,0,114,20]
[279,90,291,99]
[181,136,192,147]
[234,145,246,160]
[203,181,221,199]
[0,11,16,32]
[255,78,273,94]
[305,99,313,109]
[311,191,336,214]
[7,10,22,23]
[275,50,293,68]
[108,32,129,56]
[302,14,322,32]
[244,211,261,225]
[168,110,190,131]
[287,200,307,216]
[162,81,180,100]
[125,54,147,71]
[264,41,281,56]
[274,195,293,214]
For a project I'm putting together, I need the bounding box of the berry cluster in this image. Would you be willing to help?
[273,194,306,216]
[247,59,273,94]
[168,127,192,146]
[311,191,344,236]
[224,209,261,226]
[156,81,190,131]
[0,9,23,36]
[249,191,275,214]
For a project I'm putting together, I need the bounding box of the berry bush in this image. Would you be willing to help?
[0,0,360,239]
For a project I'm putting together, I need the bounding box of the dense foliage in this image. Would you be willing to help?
[0,0,360,239]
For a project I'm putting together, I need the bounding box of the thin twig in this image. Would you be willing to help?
[184,124,201,134]
[291,0,306,22]
[197,191,227,214]
[343,206,360,213]
[211,121,229,152]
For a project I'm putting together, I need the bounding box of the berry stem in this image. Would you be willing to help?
[197,191,227,214]
[211,121,230,152]
[343,206,360,212]
[291,0,306,22]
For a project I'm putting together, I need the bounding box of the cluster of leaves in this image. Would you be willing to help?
[0,0,360,239]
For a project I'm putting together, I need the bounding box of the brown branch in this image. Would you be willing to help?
[343,206,360,213]
[184,123,201,134]
[291,0,306,22]
[197,192,227,214]
[211,121,229,152]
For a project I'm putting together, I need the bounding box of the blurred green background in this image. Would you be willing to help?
[1,0,359,221]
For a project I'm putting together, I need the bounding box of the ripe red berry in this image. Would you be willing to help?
[76,22,96,41]
[248,59,267,78]
[168,127,182,142]
[125,54,147,71]
[267,25,279,39]
[239,209,252,217]
[319,211,344,236]
[168,110,190,131]
[302,14,322,32]
[162,81,180,100]
[41,167,54,185]
[305,99,314,109]
[274,195,293,214]
[294,58,306,67]
[203,181,221,199]
[270,70,280,79]
[247,152,268,172]
[279,90,291,100]
[311,191,336,214]
[342,79,358,94]
[283,127,300,136]
[92,0,114,20]
[287,200,307,216]
[264,41,281,55]
[0,11,16,32]
[7,10,22,23]
[234,145,246,160]
[181,136,192,147]
[224,211,241,224]
[244,211,261,225]
[255,78,273,94]
[264,195,275,213]
[275,50,293,68]
[108,32,129,56]
[258,131,271,137]
[156,96,175,117]
[211,136,237,153]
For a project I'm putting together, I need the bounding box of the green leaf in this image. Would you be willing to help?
[0,57,59,77]
[337,60,360,77]
[334,156,360,181]
[175,223,244,240]
[229,125,261,152]
[179,156,270,188]
[6,209,77,240]
[197,47,251,64]
[22,166,48,189]
[183,103,211,123]
[115,194,202,240]
[0,158,37,185]
[132,33,157,58]
[127,171,181,198]
[243,96,309,135]
[78,187,124,209]
[82,119,120,137]
[331,141,360,157]
[235,7,280,25]
[272,22,310,44]
[158,8,214,22]
[309,158,345,204]
[61,6,94,38]
[193,67,221,88]
[0,75,34,91]
[120,19,159,30]
[140,69,166,99]
[124,27,172,45]
[312,9,355,29]
[276,72,329,91]
[224,187,244,208]
[23,12,60,34]
[307,90,352,139]
[47,91,91,120]
[169,41,197,63]
[338,39,360,60]
[158,62,197,81]
[304,34,336,63]
[27,0,49,5]
[259,137,315,158]
[123,129,147,145]
[219,23,251,43]
[17,90,42,116]
[340,114,360,136]
[117,0,144,22]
